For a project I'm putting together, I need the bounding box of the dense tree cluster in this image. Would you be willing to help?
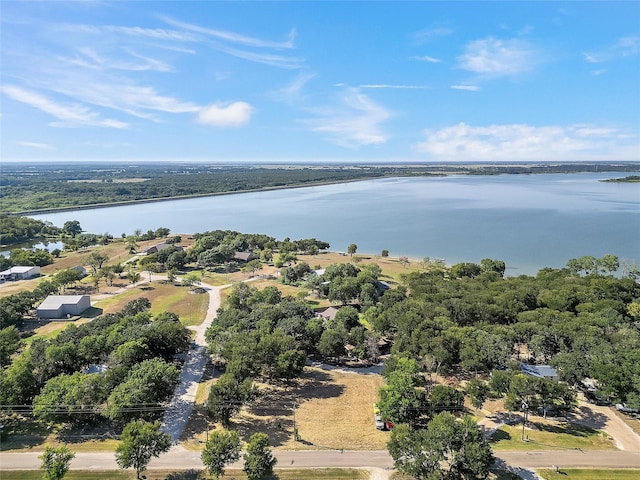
[368,255,640,409]
[1,164,390,214]
[204,261,387,423]
[0,214,61,245]
[0,299,189,425]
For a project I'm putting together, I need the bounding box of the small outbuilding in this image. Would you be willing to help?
[37,295,91,319]
[0,266,40,281]
[234,251,255,263]
[520,363,559,381]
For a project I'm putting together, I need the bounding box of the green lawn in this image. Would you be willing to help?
[538,469,640,480]
[490,423,615,451]
[0,469,369,479]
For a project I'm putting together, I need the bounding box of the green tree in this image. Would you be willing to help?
[201,430,241,479]
[347,243,357,256]
[465,378,489,412]
[127,271,141,286]
[0,325,21,366]
[106,358,179,421]
[381,249,389,258]
[379,358,423,425]
[243,432,277,480]
[387,413,493,480]
[126,236,139,254]
[181,272,200,289]
[86,250,109,275]
[53,269,83,292]
[115,420,171,480]
[207,373,255,426]
[39,445,75,480]
[244,259,263,277]
[62,220,82,237]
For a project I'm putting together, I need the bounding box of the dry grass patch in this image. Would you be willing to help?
[237,368,387,451]
[182,367,387,451]
[94,282,208,326]
[490,422,615,451]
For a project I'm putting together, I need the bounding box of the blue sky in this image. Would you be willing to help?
[1,1,639,163]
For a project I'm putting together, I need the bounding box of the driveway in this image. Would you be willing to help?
[160,279,228,443]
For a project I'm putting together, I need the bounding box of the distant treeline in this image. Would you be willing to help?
[601,175,640,183]
[1,162,638,214]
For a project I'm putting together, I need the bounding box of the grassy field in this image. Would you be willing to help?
[0,469,369,480]
[490,423,615,451]
[537,469,640,480]
[94,281,209,327]
[183,367,388,451]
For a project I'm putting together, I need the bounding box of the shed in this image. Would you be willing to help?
[0,266,40,281]
[144,243,181,255]
[37,295,91,319]
[234,251,255,262]
[520,363,559,381]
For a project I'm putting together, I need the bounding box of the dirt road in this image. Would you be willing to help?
[160,280,227,443]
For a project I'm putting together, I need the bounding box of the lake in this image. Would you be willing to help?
[30,172,640,276]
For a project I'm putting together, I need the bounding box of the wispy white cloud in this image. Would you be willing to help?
[214,43,304,69]
[412,55,441,63]
[359,84,430,89]
[413,122,639,161]
[413,27,453,44]
[197,101,253,127]
[583,34,640,63]
[57,24,197,42]
[60,47,173,72]
[269,72,316,103]
[457,37,538,77]
[160,16,296,49]
[2,85,128,128]
[451,85,480,92]
[17,141,55,150]
[304,88,391,148]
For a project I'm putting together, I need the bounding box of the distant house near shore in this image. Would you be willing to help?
[0,266,40,281]
[520,363,559,381]
[144,243,183,255]
[37,295,91,319]
[234,251,255,263]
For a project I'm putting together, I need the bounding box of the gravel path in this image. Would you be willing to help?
[160,279,227,443]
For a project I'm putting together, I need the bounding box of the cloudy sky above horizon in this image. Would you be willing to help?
[1,1,639,163]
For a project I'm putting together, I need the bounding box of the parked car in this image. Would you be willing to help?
[615,403,640,414]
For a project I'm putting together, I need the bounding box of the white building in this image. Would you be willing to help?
[37,295,91,319]
[0,266,40,281]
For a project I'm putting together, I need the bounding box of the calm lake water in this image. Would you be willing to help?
[31,173,640,275]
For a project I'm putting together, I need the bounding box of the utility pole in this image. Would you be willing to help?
[292,403,298,441]
[521,400,529,441]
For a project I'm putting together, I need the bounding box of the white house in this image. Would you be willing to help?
[0,266,40,281]
[37,295,91,319]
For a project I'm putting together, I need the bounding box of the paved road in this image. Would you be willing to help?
[2,447,640,472]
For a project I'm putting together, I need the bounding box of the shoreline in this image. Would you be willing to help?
[12,176,395,216]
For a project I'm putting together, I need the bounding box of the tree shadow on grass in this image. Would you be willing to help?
[81,306,103,318]
[230,370,345,448]
[490,428,512,443]
[164,470,205,480]
[532,421,599,437]
[565,405,609,430]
